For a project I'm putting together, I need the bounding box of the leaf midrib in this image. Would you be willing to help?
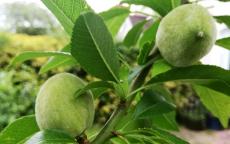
[82,14,119,82]
[44,0,74,28]
[40,57,74,74]
[151,78,230,87]
[206,89,222,122]
[138,102,171,118]
[162,114,176,129]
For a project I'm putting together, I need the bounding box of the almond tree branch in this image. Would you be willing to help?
[91,47,160,144]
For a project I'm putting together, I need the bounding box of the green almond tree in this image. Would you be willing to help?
[1,0,230,144]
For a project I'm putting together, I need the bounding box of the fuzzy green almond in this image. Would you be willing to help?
[35,73,94,137]
[156,4,217,67]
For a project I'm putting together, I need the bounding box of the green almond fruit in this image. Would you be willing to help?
[35,73,94,137]
[156,4,217,67]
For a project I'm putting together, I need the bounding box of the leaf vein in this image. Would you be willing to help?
[82,14,119,82]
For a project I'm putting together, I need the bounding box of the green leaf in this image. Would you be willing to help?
[122,0,181,16]
[100,7,130,37]
[39,45,77,74]
[151,112,179,131]
[42,0,90,34]
[151,85,174,104]
[152,128,188,144]
[138,20,160,48]
[24,129,75,144]
[152,59,172,77]
[124,20,147,48]
[193,85,230,128]
[91,87,108,98]
[146,85,179,130]
[137,42,153,65]
[75,81,114,98]
[147,65,230,96]
[10,51,72,66]
[115,109,149,131]
[71,12,120,82]
[126,134,158,143]
[216,37,230,50]
[134,89,175,119]
[0,115,39,144]
[215,16,230,28]
[197,80,230,97]
[122,128,188,144]
[110,137,128,144]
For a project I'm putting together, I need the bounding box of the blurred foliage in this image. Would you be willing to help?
[0,65,38,130]
[2,33,67,53]
[166,82,207,120]
[94,93,118,124]
[1,2,62,35]
[165,82,211,130]
[0,34,10,50]
[16,27,47,36]
[0,32,68,67]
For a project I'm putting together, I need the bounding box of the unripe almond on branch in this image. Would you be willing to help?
[156,4,217,67]
[35,73,94,137]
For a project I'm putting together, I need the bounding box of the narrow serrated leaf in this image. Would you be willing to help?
[10,51,71,66]
[39,45,77,74]
[147,65,230,96]
[134,89,175,119]
[124,20,147,47]
[153,128,188,144]
[42,0,90,34]
[75,81,114,98]
[100,7,130,37]
[138,42,153,65]
[71,12,120,82]
[138,20,160,48]
[151,112,179,131]
[123,128,180,144]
